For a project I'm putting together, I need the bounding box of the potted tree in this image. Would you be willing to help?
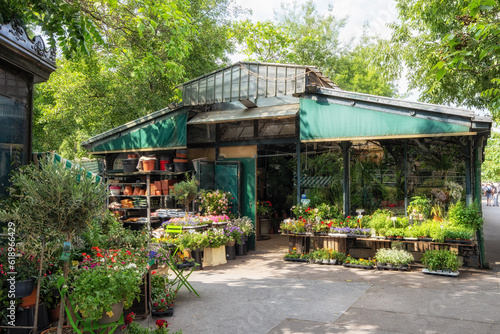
[171,174,199,214]
[0,156,108,334]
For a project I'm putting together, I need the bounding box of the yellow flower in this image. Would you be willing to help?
[106,311,114,317]
[293,247,296,250]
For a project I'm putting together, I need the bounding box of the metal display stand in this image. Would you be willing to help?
[0,234,45,334]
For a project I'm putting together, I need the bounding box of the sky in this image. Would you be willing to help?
[233,0,398,43]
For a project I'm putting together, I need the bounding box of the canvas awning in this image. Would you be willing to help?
[33,152,102,182]
[298,89,489,142]
[82,109,187,154]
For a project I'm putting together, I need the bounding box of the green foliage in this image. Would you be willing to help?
[81,212,149,249]
[387,0,500,119]
[39,274,61,310]
[448,201,484,230]
[151,275,176,310]
[483,133,500,181]
[69,266,142,320]
[0,155,107,251]
[407,196,431,217]
[172,174,199,212]
[422,249,462,272]
[31,0,236,158]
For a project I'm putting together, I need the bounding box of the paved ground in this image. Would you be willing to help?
[139,202,500,334]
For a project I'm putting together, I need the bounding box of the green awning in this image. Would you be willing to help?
[300,98,471,142]
[301,176,334,188]
[86,110,187,153]
[33,152,102,182]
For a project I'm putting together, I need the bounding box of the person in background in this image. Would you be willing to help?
[485,183,493,206]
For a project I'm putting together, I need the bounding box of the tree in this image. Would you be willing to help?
[1,0,103,58]
[32,0,238,159]
[0,155,108,334]
[482,132,500,181]
[387,0,500,120]
[233,0,398,97]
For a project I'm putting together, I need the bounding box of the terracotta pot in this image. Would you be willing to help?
[142,159,156,171]
[49,306,60,322]
[40,325,72,334]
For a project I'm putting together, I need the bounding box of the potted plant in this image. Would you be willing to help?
[122,312,182,333]
[150,275,177,317]
[421,249,462,276]
[375,248,414,270]
[198,189,233,215]
[0,156,108,334]
[63,247,146,327]
[171,174,199,213]
[407,196,431,219]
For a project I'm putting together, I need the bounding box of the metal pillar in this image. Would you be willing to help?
[296,141,301,205]
[341,142,352,217]
[404,141,408,216]
[474,136,486,268]
[464,137,473,206]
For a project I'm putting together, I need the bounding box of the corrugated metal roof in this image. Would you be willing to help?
[188,104,299,124]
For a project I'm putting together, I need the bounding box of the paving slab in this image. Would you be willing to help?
[334,308,500,334]
[163,276,370,334]
[268,318,398,334]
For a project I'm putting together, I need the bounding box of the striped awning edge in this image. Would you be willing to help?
[301,176,334,188]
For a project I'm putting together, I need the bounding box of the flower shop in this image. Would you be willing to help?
[0,61,493,333]
[81,61,491,265]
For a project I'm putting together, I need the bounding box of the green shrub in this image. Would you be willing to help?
[422,249,462,271]
[448,202,483,230]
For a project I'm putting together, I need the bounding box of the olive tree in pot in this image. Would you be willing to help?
[0,155,107,334]
[171,173,199,214]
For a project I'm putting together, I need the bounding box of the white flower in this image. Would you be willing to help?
[125,263,137,269]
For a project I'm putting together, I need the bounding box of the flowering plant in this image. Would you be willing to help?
[257,201,273,216]
[283,247,308,259]
[229,216,255,236]
[202,229,229,248]
[223,226,244,245]
[163,215,205,227]
[375,248,414,266]
[344,256,375,266]
[66,247,147,320]
[198,190,233,215]
[151,275,176,311]
[201,215,230,223]
[0,249,38,281]
[121,312,181,334]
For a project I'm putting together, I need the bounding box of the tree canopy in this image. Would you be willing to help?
[234,1,397,97]
[7,0,398,158]
[387,0,500,120]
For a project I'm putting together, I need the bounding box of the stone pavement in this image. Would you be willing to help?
[140,204,500,334]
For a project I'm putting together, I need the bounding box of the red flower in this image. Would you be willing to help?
[126,250,131,255]
[347,216,351,219]
[156,319,168,328]
[125,315,133,325]
[152,271,156,274]
[96,252,103,258]
[154,302,158,307]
